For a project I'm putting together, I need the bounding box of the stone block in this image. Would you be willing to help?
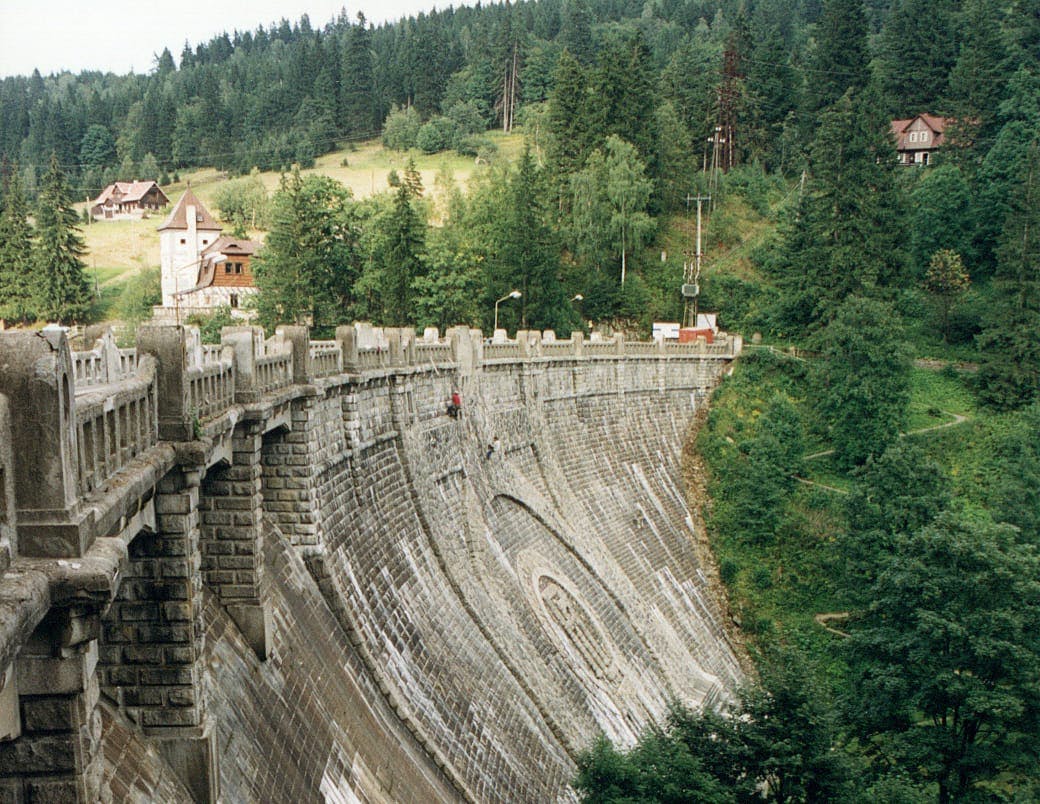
[0,734,76,773]
[24,778,80,803]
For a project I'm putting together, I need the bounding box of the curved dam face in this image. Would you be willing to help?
[0,326,739,803]
[261,349,743,800]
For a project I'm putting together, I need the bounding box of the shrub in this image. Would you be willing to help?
[382,106,422,151]
[416,116,456,154]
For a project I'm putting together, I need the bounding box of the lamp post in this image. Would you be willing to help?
[494,290,521,333]
[570,294,585,330]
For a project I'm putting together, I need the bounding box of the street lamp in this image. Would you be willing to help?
[571,294,583,302]
[494,290,521,333]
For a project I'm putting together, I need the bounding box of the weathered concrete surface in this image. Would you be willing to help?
[291,357,742,801]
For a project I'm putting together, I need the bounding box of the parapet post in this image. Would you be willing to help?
[222,326,262,403]
[386,329,404,367]
[137,324,194,442]
[571,331,584,358]
[401,328,417,366]
[276,325,311,384]
[469,328,484,366]
[336,326,358,372]
[614,332,625,355]
[516,330,531,358]
[0,329,91,557]
[0,397,14,571]
[447,327,475,377]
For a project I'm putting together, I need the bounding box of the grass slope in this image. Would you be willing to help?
[78,133,525,288]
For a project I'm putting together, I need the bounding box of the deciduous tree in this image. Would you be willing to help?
[845,509,1040,803]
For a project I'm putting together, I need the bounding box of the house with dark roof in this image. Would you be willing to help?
[90,180,169,219]
[890,114,950,165]
[156,189,260,319]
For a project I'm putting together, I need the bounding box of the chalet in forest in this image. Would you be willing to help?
[90,180,169,219]
[155,189,259,319]
[890,114,950,165]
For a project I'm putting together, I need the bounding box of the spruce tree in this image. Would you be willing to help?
[381,183,426,326]
[876,0,958,113]
[342,13,377,136]
[0,163,37,324]
[774,89,907,329]
[546,50,591,194]
[33,154,91,324]
[559,0,594,65]
[804,0,870,117]
[944,0,1007,146]
[976,141,1040,409]
[496,147,567,331]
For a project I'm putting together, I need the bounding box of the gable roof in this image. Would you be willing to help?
[157,188,223,232]
[890,114,949,151]
[201,235,259,258]
[92,180,168,207]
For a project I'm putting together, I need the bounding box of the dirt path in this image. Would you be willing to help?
[804,410,970,465]
[814,612,850,638]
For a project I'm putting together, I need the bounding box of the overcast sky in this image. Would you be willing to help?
[0,0,442,78]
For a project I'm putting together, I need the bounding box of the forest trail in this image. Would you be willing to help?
[803,410,970,464]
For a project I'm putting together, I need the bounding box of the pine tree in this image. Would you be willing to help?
[976,141,1040,409]
[774,89,908,329]
[546,50,591,181]
[381,183,426,326]
[0,163,37,323]
[33,154,91,324]
[342,13,377,136]
[876,0,958,113]
[804,0,870,117]
[496,147,567,331]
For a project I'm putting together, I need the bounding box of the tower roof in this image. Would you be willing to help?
[157,188,223,232]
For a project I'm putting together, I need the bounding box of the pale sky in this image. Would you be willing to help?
[0,0,441,78]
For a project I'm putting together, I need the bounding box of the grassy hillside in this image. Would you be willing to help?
[78,133,526,287]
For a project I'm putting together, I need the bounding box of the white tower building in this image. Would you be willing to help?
[157,189,224,308]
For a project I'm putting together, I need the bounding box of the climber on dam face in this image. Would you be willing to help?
[446,389,462,418]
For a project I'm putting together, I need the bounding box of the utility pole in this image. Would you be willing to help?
[682,193,710,328]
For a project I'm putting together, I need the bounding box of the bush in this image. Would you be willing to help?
[186,307,235,344]
[445,101,485,142]
[416,116,456,154]
[456,136,499,163]
[382,106,422,151]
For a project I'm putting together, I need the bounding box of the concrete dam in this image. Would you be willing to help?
[0,323,743,802]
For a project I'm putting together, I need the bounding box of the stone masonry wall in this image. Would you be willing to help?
[295,354,742,801]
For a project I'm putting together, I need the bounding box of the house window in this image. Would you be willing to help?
[920,131,929,142]
[230,293,239,308]
[224,264,232,273]
[180,238,186,245]
[202,239,209,245]
[922,152,930,165]
[234,263,242,274]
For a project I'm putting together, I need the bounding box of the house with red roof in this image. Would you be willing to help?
[890,114,950,165]
[90,180,169,220]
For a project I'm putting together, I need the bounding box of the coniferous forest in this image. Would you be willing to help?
[2,0,1040,799]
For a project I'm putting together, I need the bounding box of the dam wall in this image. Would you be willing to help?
[0,323,741,802]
